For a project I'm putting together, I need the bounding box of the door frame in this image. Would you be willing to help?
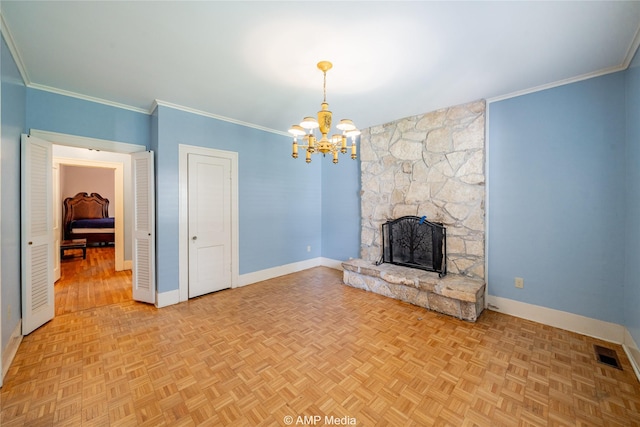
[178,144,239,302]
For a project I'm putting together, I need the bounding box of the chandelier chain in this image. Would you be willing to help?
[323,71,327,103]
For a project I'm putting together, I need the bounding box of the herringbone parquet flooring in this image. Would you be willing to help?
[2,267,639,426]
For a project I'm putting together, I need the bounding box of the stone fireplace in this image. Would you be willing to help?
[343,100,486,321]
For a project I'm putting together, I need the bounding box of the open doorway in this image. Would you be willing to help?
[48,139,135,315]
[54,161,131,315]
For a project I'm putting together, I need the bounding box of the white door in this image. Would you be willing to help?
[131,151,155,304]
[53,162,61,281]
[21,134,54,335]
[188,153,231,297]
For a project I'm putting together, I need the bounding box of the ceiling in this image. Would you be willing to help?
[2,1,640,135]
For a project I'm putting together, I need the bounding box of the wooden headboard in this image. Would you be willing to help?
[63,192,111,241]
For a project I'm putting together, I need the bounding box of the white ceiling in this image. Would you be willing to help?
[2,1,640,134]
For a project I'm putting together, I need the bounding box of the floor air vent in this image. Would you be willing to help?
[594,345,622,370]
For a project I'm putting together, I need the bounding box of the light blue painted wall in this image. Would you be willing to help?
[1,34,26,351]
[488,73,627,324]
[321,141,361,261]
[26,89,150,148]
[154,105,322,292]
[625,50,640,345]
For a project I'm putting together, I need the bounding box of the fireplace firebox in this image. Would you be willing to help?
[378,216,447,277]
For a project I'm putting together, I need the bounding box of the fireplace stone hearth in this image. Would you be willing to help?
[342,259,485,321]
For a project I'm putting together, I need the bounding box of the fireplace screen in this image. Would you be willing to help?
[380,216,446,276]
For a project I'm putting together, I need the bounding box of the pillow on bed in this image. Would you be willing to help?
[70,218,115,229]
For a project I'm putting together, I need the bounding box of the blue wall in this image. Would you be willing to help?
[321,142,361,261]
[1,34,26,351]
[26,89,150,147]
[154,105,323,292]
[625,50,640,345]
[488,73,627,324]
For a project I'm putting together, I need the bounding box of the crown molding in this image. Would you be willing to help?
[0,12,29,85]
[30,129,146,153]
[28,83,148,114]
[487,64,627,104]
[622,21,640,69]
[489,21,640,104]
[153,99,289,137]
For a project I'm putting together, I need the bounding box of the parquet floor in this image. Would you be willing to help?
[2,267,640,426]
[55,246,132,315]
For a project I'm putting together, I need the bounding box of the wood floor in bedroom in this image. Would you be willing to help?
[2,266,640,426]
[55,246,132,316]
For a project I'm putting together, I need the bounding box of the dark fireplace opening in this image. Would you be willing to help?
[378,216,447,277]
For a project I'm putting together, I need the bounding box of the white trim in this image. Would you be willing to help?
[156,289,180,308]
[486,295,625,344]
[54,157,125,271]
[237,257,323,288]
[28,84,148,114]
[178,144,239,301]
[486,26,640,105]
[30,129,146,154]
[154,100,289,137]
[319,257,345,271]
[623,328,640,383]
[487,65,627,104]
[622,23,640,70]
[0,13,30,86]
[484,103,490,307]
[0,18,146,114]
[486,28,640,105]
[2,320,22,383]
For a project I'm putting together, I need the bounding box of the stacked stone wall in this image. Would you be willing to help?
[360,100,486,280]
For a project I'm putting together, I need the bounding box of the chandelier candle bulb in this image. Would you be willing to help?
[341,136,347,154]
[333,150,339,163]
[292,141,298,158]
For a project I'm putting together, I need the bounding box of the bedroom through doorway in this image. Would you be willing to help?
[53,152,132,315]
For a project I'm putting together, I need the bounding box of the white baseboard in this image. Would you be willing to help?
[156,289,180,308]
[123,260,132,270]
[156,257,346,305]
[2,320,23,384]
[486,295,626,344]
[623,328,640,382]
[236,257,347,287]
[319,257,346,270]
[487,295,640,383]
[237,257,325,287]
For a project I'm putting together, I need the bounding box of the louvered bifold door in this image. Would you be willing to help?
[132,151,156,304]
[21,134,54,335]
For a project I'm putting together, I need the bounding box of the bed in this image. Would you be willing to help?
[63,192,115,245]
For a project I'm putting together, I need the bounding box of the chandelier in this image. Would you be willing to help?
[288,61,359,164]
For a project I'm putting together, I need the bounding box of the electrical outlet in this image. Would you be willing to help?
[307,245,311,252]
[515,277,524,289]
